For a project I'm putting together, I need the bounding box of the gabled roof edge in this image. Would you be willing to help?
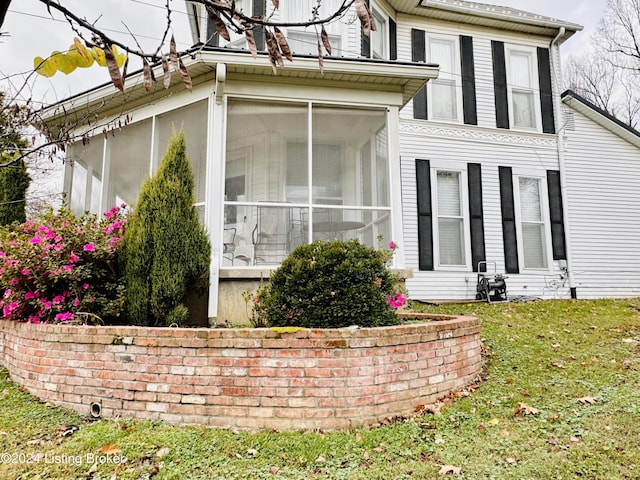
[561,89,640,147]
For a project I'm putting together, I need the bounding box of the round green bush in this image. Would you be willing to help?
[255,239,400,328]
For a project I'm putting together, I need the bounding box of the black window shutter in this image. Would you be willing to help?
[412,29,428,120]
[492,41,510,129]
[416,160,434,271]
[361,0,371,57]
[547,170,567,260]
[389,18,397,60]
[253,0,266,51]
[499,166,519,273]
[537,47,556,134]
[460,35,478,126]
[468,163,486,272]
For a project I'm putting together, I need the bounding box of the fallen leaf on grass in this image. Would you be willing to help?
[247,448,258,456]
[315,455,326,463]
[155,446,170,458]
[439,464,462,475]
[577,396,597,405]
[570,436,581,443]
[477,423,486,431]
[488,418,500,425]
[551,362,565,369]
[100,444,121,455]
[514,403,539,416]
[269,466,280,474]
[87,463,98,476]
[434,438,445,445]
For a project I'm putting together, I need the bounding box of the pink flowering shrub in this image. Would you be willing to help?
[0,206,127,324]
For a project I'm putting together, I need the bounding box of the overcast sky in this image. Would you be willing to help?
[0,0,607,104]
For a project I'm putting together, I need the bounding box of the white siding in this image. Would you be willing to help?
[563,109,640,298]
[400,121,568,300]
[395,14,554,130]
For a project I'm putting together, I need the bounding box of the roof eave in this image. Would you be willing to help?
[41,50,439,126]
[388,0,582,43]
[561,89,640,149]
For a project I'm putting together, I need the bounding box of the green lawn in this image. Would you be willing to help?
[1,298,639,479]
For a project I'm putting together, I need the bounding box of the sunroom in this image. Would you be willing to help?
[55,49,438,323]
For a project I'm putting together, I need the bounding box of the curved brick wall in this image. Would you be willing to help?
[0,316,481,430]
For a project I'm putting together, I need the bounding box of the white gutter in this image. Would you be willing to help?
[550,26,576,298]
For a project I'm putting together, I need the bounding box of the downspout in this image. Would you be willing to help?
[550,27,577,299]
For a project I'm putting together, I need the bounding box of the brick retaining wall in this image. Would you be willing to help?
[0,316,481,430]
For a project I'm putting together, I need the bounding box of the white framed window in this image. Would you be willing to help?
[285,0,344,55]
[370,7,387,59]
[514,175,551,270]
[431,165,470,269]
[427,36,462,122]
[506,46,541,131]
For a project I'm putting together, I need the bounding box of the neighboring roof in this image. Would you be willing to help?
[388,0,583,43]
[41,48,439,125]
[561,89,640,149]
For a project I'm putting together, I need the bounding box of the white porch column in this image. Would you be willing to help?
[206,64,227,321]
[387,106,406,267]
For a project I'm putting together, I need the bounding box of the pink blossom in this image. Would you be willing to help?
[24,291,40,300]
[3,289,12,298]
[387,292,407,309]
[82,283,89,290]
[72,298,80,307]
[54,244,62,251]
[63,265,73,272]
[83,243,95,252]
[20,268,30,275]
[389,241,396,250]
[0,251,5,257]
[28,315,41,324]
[30,235,43,245]
[54,312,74,322]
[52,295,65,304]
[54,235,62,243]
[2,389,8,396]
[69,252,79,263]
[8,278,19,286]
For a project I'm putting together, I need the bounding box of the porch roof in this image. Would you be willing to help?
[41,48,439,125]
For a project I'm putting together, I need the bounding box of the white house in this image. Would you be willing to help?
[560,90,640,298]
[50,0,640,324]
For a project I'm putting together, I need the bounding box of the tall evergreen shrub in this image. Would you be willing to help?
[120,132,210,326]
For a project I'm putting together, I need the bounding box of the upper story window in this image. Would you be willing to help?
[492,41,552,132]
[508,49,538,129]
[428,37,462,122]
[285,0,343,55]
[370,7,387,59]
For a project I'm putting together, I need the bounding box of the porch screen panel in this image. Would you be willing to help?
[156,100,208,216]
[67,137,104,216]
[107,119,152,208]
[224,99,391,266]
[312,106,388,207]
